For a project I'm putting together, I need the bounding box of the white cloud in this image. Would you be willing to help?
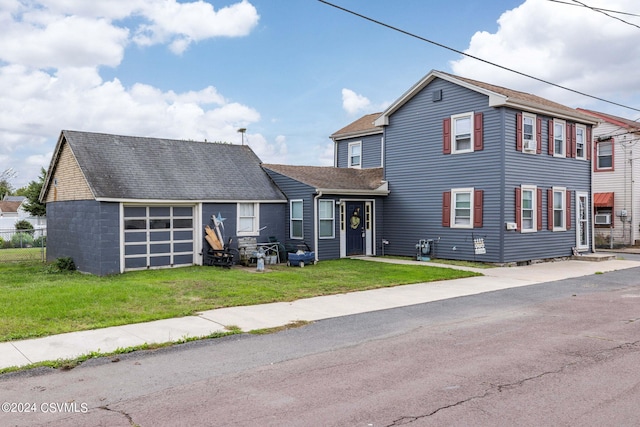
[247,133,288,164]
[341,88,372,115]
[132,0,260,54]
[450,0,640,110]
[0,1,279,189]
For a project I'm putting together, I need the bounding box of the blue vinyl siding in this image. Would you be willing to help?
[382,78,502,262]
[336,133,383,168]
[263,169,317,253]
[201,202,286,249]
[380,77,592,263]
[502,108,591,261]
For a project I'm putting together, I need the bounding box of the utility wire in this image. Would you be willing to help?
[547,0,640,18]
[569,0,640,30]
[317,0,640,113]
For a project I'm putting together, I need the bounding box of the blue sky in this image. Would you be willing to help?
[2,0,639,189]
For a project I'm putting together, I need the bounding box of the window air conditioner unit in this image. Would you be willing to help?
[595,213,611,225]
[523,140,536,152]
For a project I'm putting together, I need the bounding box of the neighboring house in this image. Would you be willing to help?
[331,70,599,264]
[577,108,640,247]
[0,197,26,218]
[40,130,287,275]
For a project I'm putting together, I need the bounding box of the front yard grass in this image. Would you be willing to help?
[0,258,481,342]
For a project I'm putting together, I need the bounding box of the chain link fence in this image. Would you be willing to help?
[0,227,46,263]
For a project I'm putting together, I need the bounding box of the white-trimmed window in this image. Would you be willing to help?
[237,202,259,236]
[522,113,536,153]
[348,141,361,168]
[521,185,537,232]
[575,124,586,159]
[290,200,303,239]
[451,188,474,228]
[452,112,474,153]
[554,120,566,157]
[552,187,566,231]
[318,200,335,238]
[596,140,613,170]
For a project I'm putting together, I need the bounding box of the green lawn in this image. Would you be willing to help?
[0,259,481,342]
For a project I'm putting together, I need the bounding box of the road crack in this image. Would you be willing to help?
[99,405,141,427]
[386,340,640,426]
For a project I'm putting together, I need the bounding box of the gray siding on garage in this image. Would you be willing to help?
[46,200,120,275]
[380,77,592,263]
[336,133,383,169]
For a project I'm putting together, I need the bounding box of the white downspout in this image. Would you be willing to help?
[313,190,322,262]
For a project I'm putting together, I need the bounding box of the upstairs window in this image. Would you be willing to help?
[516,112,540,153]
[522,114,536,152]
[452,113,473,153]
[348,141,361,168]
[596,140,613,170]
[443,112,483,154]
[553,120,566,157]
[575,124,586,159]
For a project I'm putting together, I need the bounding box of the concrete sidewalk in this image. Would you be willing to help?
[2,256,639,371]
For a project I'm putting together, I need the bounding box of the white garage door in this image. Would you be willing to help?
[123,205,195,271]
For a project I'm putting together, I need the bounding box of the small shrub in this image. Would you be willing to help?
[15,220,35,236]
[11,232,34,248]
[54,257,76,272]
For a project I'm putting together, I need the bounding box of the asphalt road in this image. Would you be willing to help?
[2,265,640,426]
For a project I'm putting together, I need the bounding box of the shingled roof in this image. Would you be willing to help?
[262,164,388,195]
[42,130,286,202]
[0,201,22,214]
[330,112,382,140]
[375,70,599,126]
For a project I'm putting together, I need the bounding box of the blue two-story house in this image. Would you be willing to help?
[328,70,598,264]
[41,70,599,274]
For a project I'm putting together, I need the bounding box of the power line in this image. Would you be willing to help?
[569,0,640,30]
[317,0,640,113]
[547,0,640,18]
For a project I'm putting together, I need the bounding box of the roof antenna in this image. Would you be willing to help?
[237,128,247,145]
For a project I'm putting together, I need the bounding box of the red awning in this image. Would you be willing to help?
[594,192,614,207]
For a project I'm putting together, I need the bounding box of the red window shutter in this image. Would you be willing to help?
[547,188,553,230]
[516,113,523,151]
[474,190,483,228]
[567,123,574,158]
[515,187,521,231]
[537,188,543,230]
[536,117,542,154]
[474,112,483,151]
[442,191,451,227]
[566,190,572,230]
[443,118,451,154]
[586,126,592,161]
[548,120,554,155]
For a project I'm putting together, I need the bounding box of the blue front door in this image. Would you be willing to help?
[346,201,365,255]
